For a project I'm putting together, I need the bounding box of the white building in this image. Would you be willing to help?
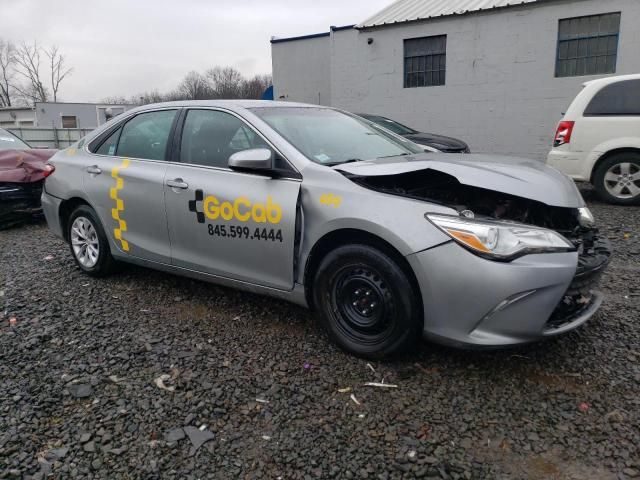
[271,0,640,160]
[0,102,132,129]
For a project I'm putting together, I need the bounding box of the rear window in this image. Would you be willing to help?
[584,79,640,116]
[0,129,30,150]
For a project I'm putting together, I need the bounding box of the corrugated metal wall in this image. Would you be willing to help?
[8,127,93,149]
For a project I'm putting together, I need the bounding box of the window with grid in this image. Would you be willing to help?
[404,35,446,88]
[61,115,78,128]
[556,12,620,78]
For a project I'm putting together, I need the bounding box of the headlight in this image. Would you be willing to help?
[577,207,595,227]
[426,214,575,261]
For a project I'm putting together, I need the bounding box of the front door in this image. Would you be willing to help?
[164,108,300,290]
[83,109,178,263]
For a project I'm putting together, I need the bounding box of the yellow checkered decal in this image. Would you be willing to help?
[110,159,131,251]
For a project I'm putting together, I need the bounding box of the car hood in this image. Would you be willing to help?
[403,132,468,151]
[333,153,584,208]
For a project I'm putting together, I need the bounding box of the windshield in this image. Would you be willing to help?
[360,115,416,135]
[0,129,30,150]
[250,107,423,165]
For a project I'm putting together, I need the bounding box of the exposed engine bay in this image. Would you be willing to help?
[349,169,584,232]
[347,168,612,327]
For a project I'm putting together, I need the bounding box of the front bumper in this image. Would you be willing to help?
[41,190,64,239]
[407,234,610,348]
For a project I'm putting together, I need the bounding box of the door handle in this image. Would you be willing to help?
[166,178,189,189]
[86,165,102,175]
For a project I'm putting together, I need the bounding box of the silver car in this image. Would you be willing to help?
[42,101,611,358]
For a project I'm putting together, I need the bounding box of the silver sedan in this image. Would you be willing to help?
[41,101,611,358]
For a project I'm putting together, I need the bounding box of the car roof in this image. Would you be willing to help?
[129,100,329,112]
[582,73,640,88]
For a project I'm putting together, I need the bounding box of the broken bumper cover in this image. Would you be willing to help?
[0,181,44,229]
[41,191,64,239]
[407,235,611,348]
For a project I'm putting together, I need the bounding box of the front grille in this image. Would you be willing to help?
[546,231,611,331]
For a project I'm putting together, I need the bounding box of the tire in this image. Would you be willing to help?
[593,153,640,205]
[312,244,422,359]
[67,205,117,276]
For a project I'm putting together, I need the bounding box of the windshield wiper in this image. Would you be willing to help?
[325,158,363,167]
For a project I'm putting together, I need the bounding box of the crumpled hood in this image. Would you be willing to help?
[403,132,469,152]
[333,153,585,208]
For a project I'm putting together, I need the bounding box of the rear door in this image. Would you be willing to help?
[164,108,301,290]
[83,109,178,263]
[575,79,640,154]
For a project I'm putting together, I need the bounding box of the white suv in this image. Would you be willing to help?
[547,74,640,205]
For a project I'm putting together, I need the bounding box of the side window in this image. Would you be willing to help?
[584,80,640,116]
[95,127,121,156]
[180,109,269,168]
[116,110,177,160]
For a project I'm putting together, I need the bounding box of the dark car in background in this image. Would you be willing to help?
[357,113,470,153]
[0,128,56,229]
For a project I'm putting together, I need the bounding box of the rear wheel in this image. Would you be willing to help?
[593,153,640,205]
[313,244,422,359]
[67,205,116,276]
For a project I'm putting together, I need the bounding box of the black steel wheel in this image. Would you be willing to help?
[313,244,422,358]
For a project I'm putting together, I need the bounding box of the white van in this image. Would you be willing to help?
[547,74,640,205]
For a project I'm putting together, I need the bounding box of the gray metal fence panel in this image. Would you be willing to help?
[7,127,94,149]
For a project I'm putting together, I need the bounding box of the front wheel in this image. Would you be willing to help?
[313,244,422,359]
[593,153,640,205]
[67,205,117,276]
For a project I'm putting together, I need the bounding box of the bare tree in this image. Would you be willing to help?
[241,74,272,99]
[46,45,72,102]
[206,66,244,99]
[0,39,15,106]
[105,66,272,105]
[101,95,129,105]
[177,71,212,100]
[13,42,49,103]
[135,90,165,105]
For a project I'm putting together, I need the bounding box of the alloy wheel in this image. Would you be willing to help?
[70,216,100,268]
[603,162,640,199]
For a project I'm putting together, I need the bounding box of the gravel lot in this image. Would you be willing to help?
[1,186,639,480]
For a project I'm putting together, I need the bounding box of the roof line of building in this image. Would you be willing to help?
[0,106,35,111]
[357,0,546,30]
[35,101,132,106]
[270,25,354,44]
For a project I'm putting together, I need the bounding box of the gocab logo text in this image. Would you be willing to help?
[189,189,282,224]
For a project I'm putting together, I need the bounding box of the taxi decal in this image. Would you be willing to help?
[110,158,130,251]
[189,189,282,224]
[319,193,342,208]
[189,189,284,242]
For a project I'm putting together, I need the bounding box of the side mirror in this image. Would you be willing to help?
[228,148,273,173]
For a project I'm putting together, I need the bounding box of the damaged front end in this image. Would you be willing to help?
[346,168,612,331]
[0,148,56,229]
[0,181,45,230]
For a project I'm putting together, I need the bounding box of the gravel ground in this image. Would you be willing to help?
[1,186,639,480]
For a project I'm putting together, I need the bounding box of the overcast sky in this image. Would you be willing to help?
[1,0,392,102]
